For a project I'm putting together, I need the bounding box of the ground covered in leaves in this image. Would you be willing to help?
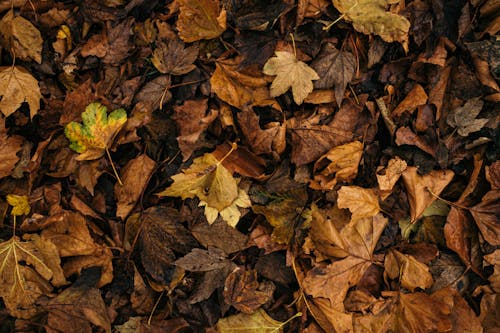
[0,0,499,332]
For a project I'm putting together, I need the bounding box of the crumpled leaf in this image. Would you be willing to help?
[384,249,434,291]
[0,234,66,318]
[0,66,41,118]
[0,120,23,180]
[263,51,319,105]
[447,97,489,136]
[377,156,408,199]
[157,152,250,227]
[310,141,363,190]
[223,267,273,314]
[337,186,380,222]
[6,194,30,216]
[401,167,454,223]
[0,10,43,63]
[332,0,411,46]
[177,0,227,42]
[152,39,198,75]
[216,308,298,333]
[64,102,127,161]
[470,190,500,246]
[310,43,356,107]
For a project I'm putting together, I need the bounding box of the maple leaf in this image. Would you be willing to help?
[6,194,30,216]
[0,66,41,118]
[447,97,489,136]
[157,151,251,227]
[0,10,43,63]
[216,308,301,333]
[310,43,356,107]
[332,0,411,47]
[64,102,127,161]
[384,249,434,291]
[0,234,66,318]
[176,0,227,42]
[337,186,380,222]
[151,39,198,75]
[263,51,319,105]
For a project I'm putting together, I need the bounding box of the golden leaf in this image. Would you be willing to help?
[176,0,227,42]
[337,186,380,221]
[6,194,30,216]
[384,249,433,291]
[0,10,43,63]
[0,66,41,118]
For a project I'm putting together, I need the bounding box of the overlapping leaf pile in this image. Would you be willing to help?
[0,0,498,332]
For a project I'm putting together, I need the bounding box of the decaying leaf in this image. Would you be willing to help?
[216,308,298,333]
[310,44,356,107]
[384,249,434,291]
[223,267,273,313]
[0,10,43,63]
[157,152,250,227]
[447,97,489,136]
[0,66,41,118]
[401,167,454,222]
[377,156,408,199]
[64,102,128,161]
[152,39,198,75]
[0,120,23,180]
[310,141,363,190]
[470,190,500,246]
[332,0,411,46]
[337,186,380,221]
[177,0,227,42]
[263,51,319,104]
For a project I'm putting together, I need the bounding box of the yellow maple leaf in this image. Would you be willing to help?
[263,51,319,105]
[6,194,30,216]
[0,66,41,118]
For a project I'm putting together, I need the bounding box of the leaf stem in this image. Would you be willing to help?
[105,147,123,186]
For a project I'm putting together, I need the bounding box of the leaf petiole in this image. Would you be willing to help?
[105,147,123,186]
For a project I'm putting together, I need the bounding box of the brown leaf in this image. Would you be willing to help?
[484,250,500,293]
[212,142,267,179]
[0,120,23,180]
[223,267,272,314]
[0,10,42,63]
[401,166,454,222]
[115,317,189,333]
[0,66,41,118]
[191,219,248,254]
[60,79,95,126]
[447,97,489,136]
[384,249,433,291]
[444,208,477,269]
[392,84,428,117]
[395,126,436,157]
[177,0,226,42]
[337,186,380,222]
[152,39,198,75]
[237,106,286,155]
[210,58,275,109]
[175,247,231,272]
[311,43,356,107]
[172,99,218,161]
[470,190,500,246]
[297,0,330,25]
[310,141,363,190]
[377,156,407,199]
[429,253,467,293]
[486,160,500,190]
[134,75,172,112]
[115,154,156,220]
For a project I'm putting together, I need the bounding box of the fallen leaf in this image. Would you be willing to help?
[337,186,380,222]
[470,190,500,246]
[310,43,356,107]
[210,58,275,109]
[429,253,467,293]
[297,0,330,25]
[152,39,198,75]
[0,122,23,180]
[60,79,95,126]
[6,194,30,216]
[377,156,407,199]
[484,250,500,293]
[444,207,478,269]
[172,99,218,161]
[401,166,454,222]
[332,0,411,46]
[191,219,248,254]
[0,10,42,63]
[447,97,489,136]
[395,126,436,157]
[263,51,319,105]
[177,0,227,42]
[0,66,41,118]
[384,249,433,291]
[223,267,272,313]
[64,102,128,161]
[392,84,428,117]
[200,187,251,227]
[216,308,298,333]
[115,317,189,333]
[310,141,363,190]
[134,75,172,112]
[115,154,156,220]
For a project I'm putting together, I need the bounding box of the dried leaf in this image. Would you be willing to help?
[444,208,477,269]
[384,249,433,291]
[447,97,489,136]
[191,219,248,254]
[152,39,198,75]
[392,84,428,117]
[377,156,407,199]
[177,0,227,42]
[64,102,128,161]
[6,194,30,216]
[175,247,231,272]
[337,186,380,222]
[310,141,363,190]
[223,267,272,314]
[310,44,356,107]
[263,51,319,105]
[0,10,42,63]
[470,190,500,246]
[0,66,41,118]
[216,308,295,333]
[401,167,454,222]
[115,154,156,220]
[0,122,23,180]
[332,0,411,46]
